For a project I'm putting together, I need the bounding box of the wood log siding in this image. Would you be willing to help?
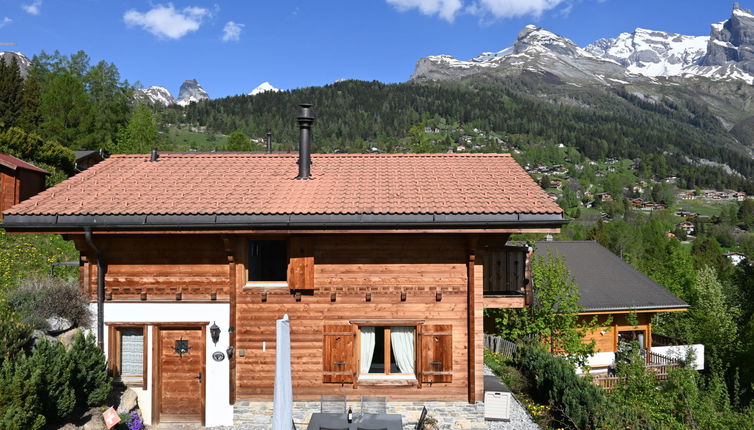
[79,235,231,301]
[236,234,474,400]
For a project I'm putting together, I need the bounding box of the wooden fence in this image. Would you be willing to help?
[484,334,518,358]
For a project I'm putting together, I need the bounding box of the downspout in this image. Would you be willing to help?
[84,227,106,349]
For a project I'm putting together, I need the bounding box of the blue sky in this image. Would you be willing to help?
[0,1,749,98]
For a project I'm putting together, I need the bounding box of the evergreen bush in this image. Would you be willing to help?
[0,355,46,430]
[515,342,604,429]
[69,331,112,408]
[28,340,76,419]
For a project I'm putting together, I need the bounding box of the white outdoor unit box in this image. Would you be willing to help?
[484,391,512,421]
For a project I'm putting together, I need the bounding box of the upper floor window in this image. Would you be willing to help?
[248,240,288,282]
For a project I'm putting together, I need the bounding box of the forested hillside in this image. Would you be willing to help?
[178,78,754,192]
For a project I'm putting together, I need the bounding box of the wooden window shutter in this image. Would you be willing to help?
[483,246,528,294]
[288,236,314,289]
[419,325,452,383]
[322,325,356,383]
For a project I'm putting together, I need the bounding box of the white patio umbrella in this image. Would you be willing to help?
[272,314,293,430]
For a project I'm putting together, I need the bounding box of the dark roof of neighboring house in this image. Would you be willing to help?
[2,153,566,230]
[535,241,688,313]
[0,154,50,175]
[74,150,103,161]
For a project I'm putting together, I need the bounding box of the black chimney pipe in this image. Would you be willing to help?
[266,130,272,154]
[150,148,159,162]
[296,104,315,179]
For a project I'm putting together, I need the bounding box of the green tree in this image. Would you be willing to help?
[689,266,740,365]
[0,57,24,128]
[18,74,42,132]
[0,355,46,430]
[226,129,250,151]
[68,332,111,408]
[114,103,158,154]
[488,252,597,366]
[39,71,93,148]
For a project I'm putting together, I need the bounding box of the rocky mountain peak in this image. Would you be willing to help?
[0,51,31,77]
[176,79,209,106]
[135,86,175,107]
[513,25,583,58]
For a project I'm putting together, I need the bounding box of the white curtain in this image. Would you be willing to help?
[390,327,415,374]
[360,326,376,374]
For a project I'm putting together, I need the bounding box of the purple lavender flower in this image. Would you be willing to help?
[126,411,145,430]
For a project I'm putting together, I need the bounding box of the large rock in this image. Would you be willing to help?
[32,329,58,347]
[55,328,81,350]
[81,413,107,430]
[117,388,139,414]
[46,316,73,335]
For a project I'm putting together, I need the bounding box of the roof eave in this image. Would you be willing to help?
[579,304,690,314]
[1,212,568,232]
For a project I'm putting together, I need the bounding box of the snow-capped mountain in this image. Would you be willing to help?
[411,25,633,85]
[135,86,175,107]
[0,51,31,77]
[248,81,281,96]
[176,79,210,106]
[585,29,708,77]
[412,5,754,86]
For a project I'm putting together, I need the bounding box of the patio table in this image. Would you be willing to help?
[306,412,403,430]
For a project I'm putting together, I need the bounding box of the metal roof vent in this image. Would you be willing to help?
[295,104,315,179]
[149,148,159,162]
[266,130,272,154]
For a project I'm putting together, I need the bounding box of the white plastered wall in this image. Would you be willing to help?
[92,302,234,426]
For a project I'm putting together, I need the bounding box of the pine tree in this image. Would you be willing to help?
[38,71,94,148]
[18,74,42,132]
[0,57,24,128]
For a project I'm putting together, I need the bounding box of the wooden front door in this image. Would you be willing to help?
[154,325,206,425]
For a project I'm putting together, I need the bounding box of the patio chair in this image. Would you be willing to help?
[360,395,387,415]
[320,395,347,413]
[415,406,428,430]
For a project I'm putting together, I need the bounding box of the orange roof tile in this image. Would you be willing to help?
[3,153,563,227]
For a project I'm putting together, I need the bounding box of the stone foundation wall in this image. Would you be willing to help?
[234,400,485,430]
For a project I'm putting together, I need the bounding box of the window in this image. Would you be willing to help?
[248,240,288,282]
[322,322,452,385]
[109,325,147,389]
[360,326,415,376]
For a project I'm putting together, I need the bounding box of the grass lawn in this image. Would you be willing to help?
[0,229,78,293]
[676,199,734,217]
[162,125,229,151]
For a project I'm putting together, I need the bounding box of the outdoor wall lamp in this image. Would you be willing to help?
[210,322,221,346]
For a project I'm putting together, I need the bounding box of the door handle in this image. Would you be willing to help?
[196,372,202,382]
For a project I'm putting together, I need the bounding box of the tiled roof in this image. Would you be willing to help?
[3,153,563,226]
[536,241,688,312]
[0,153,50,175]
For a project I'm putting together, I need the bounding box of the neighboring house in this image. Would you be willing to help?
[595,192,613,202]
[676,221,695,235]
[534,241,703,372]
[0,153,49,215]
[1,107,565,427]
[724,252,747,266]
[75,149,105,171]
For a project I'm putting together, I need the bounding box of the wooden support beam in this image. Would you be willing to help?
[467,234,478,404]
[222,236,237,405]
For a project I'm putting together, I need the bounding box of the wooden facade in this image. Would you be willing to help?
[0,162,47,215]
[69,231,536,411]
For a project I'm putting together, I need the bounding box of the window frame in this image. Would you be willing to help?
[245,238,289,288]
[107,323,148,390]
[350,319,424,382]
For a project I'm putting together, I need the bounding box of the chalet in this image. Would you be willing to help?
[595,192,613,202]
[1,105,566,428]
[676,221,695,235]
[724,252,747,266]
[0,153,49,215]
[75,149,105,172]
[534,241,703,373]
[549,179,563,189]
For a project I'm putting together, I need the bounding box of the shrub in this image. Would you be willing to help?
[0,304,30,363]
[28,340,76,419]
[0,355,46,430]
[515,342,605,429]
[6,275,91,331]
[69,331,112,408]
